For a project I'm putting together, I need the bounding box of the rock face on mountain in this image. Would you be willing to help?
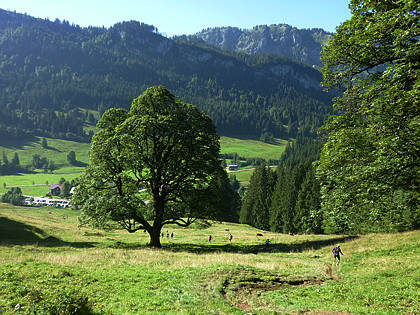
[191,25,332,68]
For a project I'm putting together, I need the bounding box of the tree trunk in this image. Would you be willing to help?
[148,225,162,248]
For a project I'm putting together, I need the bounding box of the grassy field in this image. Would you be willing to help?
[0,173,83,196]
[0,203,418,314]
[1,136,285,194]
[229,170,254,187]
[229,166,277,187]
[220,136,287,161]
[0,136,90,167]
[0,136,89,195]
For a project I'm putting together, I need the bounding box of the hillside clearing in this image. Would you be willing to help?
[220,136,287,161]
[1,135,285,193]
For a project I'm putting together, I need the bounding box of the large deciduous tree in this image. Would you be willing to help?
[73,86,221,247]
[317,0,419,233]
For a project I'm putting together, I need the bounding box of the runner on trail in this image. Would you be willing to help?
[332,244,344,265]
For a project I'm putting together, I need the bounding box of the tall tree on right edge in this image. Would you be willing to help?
[317,0,419,233]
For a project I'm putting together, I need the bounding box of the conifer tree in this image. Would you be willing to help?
[11,152,20,168]
[240,163,275,230]
[294,167,322,233]
[2,152,9,167]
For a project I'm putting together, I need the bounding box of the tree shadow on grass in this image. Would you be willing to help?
[110,235,359,254]
[0,135,39,149]
[71,160,88,167]
[0,217,96,248]
[162,235,359,254]
[44,145,61,152]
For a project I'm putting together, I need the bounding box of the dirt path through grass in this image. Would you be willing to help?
[219,264,341,312]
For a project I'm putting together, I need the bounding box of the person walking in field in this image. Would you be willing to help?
[208,235,212,242]
[228,233,233,242]
[332,244,343,265]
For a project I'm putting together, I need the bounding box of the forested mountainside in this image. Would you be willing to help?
[0,9,332,142]
[184,24,332,68]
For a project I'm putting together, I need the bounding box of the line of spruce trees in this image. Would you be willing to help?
[239,132,322,234]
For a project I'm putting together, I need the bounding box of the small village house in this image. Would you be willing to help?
[49,184,62,196]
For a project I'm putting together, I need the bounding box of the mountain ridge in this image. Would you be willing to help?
[184,24,332,68]
[0,9,332,142]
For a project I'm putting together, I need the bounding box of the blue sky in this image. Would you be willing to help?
[1,0,351,37]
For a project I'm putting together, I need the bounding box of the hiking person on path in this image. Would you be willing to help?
[229,234,233,242]
[332,244,344,265]
[208,235,212,242]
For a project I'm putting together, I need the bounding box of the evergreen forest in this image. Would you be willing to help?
[0,9,331,142]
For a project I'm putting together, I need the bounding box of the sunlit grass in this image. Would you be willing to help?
[0,203,418,314]
[0,136,90,166]
[1,136,282,193]
[220,136,287,161]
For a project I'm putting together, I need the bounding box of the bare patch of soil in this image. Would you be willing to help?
[220,265,340,312]
[327,264,340,281]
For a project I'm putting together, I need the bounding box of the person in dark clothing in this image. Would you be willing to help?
[332,244,344,265]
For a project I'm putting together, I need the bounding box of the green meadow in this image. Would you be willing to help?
[229,166,277,187]
[220,136,287,161]
[0,203,418,314]
[0,137,90,167]
[1,136,286,195]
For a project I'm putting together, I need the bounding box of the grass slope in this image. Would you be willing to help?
[0,136,90,195]
[0,136,90,167]
[0,203,418,314]
[1,136,285,194]
[220,136,287,161]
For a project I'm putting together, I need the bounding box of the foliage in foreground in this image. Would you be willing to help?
[317,0,419,233]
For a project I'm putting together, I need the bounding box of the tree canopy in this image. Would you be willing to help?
[73,86,222,247]
[317,0,419,233]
